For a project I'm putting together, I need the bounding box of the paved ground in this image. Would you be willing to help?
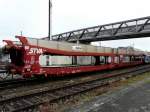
[64,77,150,112]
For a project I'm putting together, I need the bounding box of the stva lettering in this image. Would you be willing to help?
[29,48,43,54]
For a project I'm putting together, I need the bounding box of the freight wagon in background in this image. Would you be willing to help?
[0,54,10,63]
[2,36,149,78]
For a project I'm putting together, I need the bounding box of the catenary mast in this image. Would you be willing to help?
[49,0,52,40]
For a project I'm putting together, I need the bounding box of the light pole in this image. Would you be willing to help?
[46,0,52,66]
[48,0,52,40]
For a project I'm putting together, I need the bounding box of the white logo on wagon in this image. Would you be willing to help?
[72,45,82,51]
[29,48,43,54]
[25,46,29,50]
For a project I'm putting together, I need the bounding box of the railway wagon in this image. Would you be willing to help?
[3,36,144,78]
[144,55,150,63]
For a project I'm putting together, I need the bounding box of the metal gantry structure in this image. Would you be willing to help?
[51,16,150,43]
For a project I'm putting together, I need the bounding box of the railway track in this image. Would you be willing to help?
[0,64,147,91]
[0,78,42,90]
[0,64,150,112]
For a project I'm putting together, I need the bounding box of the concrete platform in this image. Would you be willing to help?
[65,77,150,112]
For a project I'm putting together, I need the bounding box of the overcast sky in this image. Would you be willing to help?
[0,0,150,50]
